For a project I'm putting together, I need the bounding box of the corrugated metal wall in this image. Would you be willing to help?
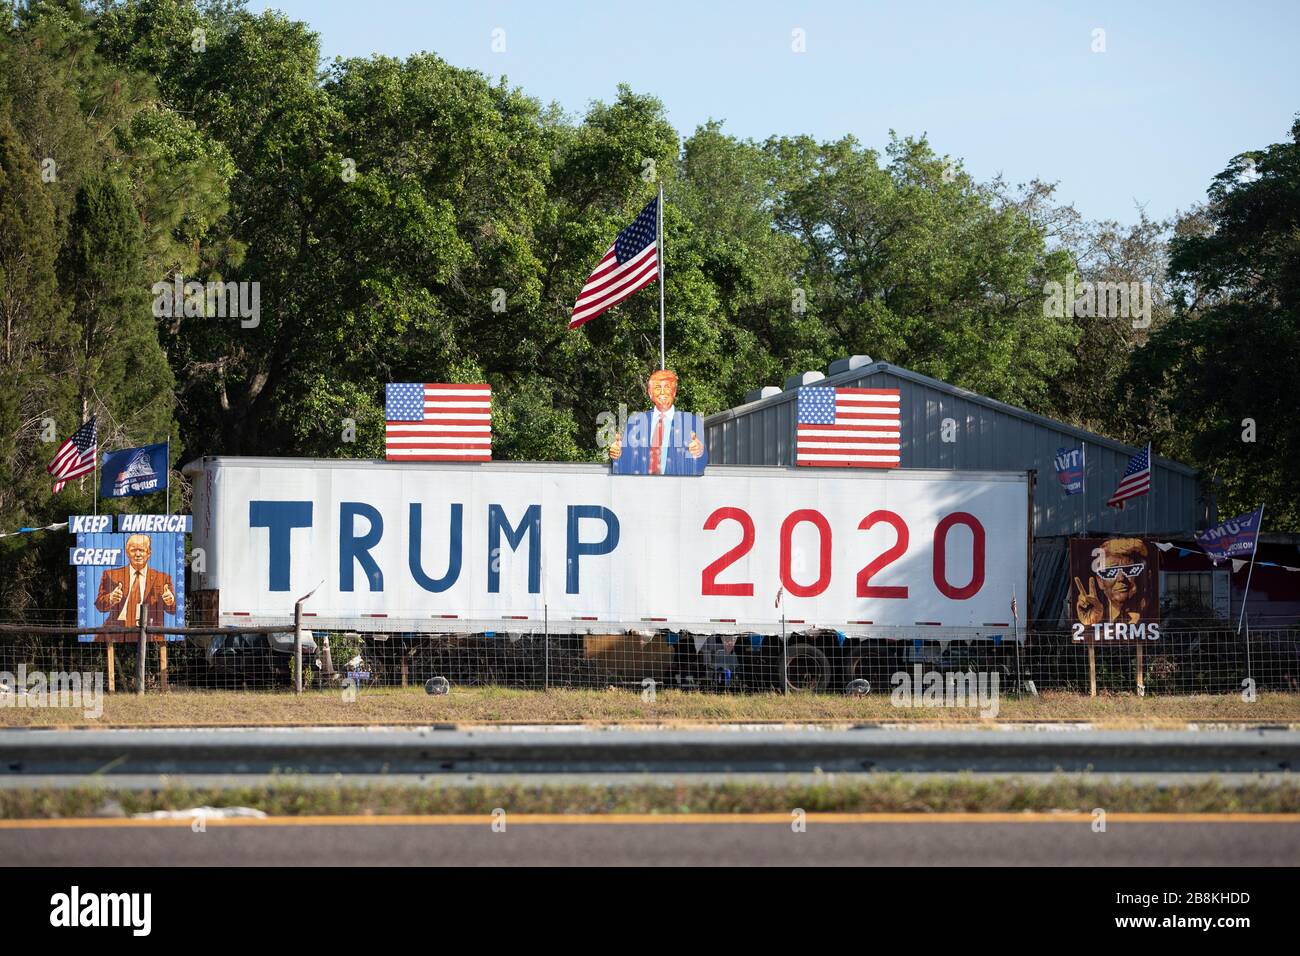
[704,365,1208,538]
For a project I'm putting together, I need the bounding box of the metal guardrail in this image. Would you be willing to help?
[5,728,1298,776]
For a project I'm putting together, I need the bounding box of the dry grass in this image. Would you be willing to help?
[2,685,1298,728]
[4,777,1300,818]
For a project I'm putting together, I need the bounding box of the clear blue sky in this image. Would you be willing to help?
[250,0,1298,225]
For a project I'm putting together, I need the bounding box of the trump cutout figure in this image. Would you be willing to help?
[94,533,177,627]
[609,369,708,476]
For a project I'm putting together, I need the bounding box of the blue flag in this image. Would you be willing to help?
[1195,506,1263,563]
[99,443,168,498]
[1053,446,1085,496]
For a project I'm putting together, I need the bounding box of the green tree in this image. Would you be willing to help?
[58,171,174,445]
[674,122,823,409]
[0,108,84,615]
[0,1,217,612]
[1134,118,1300,530]
[766,133,1078,412]
[0,113,69,532]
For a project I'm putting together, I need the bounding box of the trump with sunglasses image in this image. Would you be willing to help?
[1073,537,1157,627]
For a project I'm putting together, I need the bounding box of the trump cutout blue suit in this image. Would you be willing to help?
[611,408,709,476]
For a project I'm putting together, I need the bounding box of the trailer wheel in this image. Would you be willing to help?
[784,644,831,693]
[844,648,879,686]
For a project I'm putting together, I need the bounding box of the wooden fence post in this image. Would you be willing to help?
[136,617,147,696]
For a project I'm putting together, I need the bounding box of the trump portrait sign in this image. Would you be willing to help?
[70,514,189,639]
[1069,537,1161,644]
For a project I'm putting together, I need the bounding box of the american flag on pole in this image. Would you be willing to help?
[569,196,659,330]
[1106,442,1152,509]
[47,417,97,494]
[385,384,491,461]
[795,387,901,468]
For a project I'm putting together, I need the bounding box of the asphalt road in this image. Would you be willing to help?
[4,818,1298,866]
[5,726,1296,867]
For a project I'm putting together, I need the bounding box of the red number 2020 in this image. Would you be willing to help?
[701,507,755,596]
[702,507,986,601]
[933,512,985,599]
[779,510,832,597]
[857,510,908,598]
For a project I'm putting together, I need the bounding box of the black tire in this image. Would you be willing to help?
[843,641,902,690]
[784,644,831,693]
[843,649,872,687]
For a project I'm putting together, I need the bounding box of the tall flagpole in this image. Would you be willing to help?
[657,180,665,370]
[1144,442,1151,537]
[1080,441,1087,536]
[165,436,171,514]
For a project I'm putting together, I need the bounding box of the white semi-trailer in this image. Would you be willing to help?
[182,457,1031,645]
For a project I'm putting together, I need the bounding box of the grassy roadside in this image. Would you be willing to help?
[2,686,1298,728]
[4,777,1300,818]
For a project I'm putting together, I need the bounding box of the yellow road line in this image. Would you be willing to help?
[0,812,1297,829]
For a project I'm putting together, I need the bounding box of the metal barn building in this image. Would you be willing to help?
[703,358,1213,619]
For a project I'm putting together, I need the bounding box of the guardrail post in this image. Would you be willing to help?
[136,616,147,697]
[293,581,323,694]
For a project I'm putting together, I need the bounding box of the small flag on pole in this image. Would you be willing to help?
[1053,445,1085,495]
[385,384,492,461]
[1106,443,1151,509]
[1195,506,1264,563]
[100,442,169,498]
[1011,592,1019,624]
[795,387,901,468]
[47,417,97,495]
[569,196,659,330]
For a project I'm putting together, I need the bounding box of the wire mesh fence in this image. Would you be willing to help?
[0,615,1296,697]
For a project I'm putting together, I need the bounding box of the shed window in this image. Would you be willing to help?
[1160,571,1229,619]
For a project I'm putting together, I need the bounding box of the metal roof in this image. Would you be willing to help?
[703,360,1209,538]
[705,360,1198,477]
